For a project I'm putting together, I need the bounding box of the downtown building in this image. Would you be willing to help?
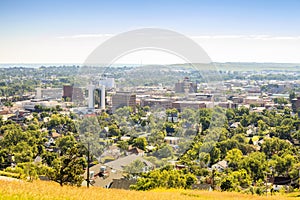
[112,92,136,113]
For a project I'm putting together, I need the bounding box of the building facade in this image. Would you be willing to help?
[112,92,136,113]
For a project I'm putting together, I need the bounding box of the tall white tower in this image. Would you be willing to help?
[35,87,42,99]
[87,84,95,109]
[100,85,105,110]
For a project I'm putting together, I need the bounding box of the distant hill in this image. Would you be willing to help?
[170,62,300,71]
[1,62,300,71]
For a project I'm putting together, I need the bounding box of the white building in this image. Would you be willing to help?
[35,87,62,100]
[17,100,60,111]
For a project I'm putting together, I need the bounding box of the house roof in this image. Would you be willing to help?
[273,177,291,185]
[105,154,154,171]
[51,132,61,138]
[82,163,123,188]
[109,179,137,190]
[212,160,228,169]
[192,183,212,190]
[128,147,144,154]
[34,156,42,163]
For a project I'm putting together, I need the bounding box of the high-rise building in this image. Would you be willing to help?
[292,97,300,113]
[63,85,85,103]
[100,85,105,110]
[87,84,95,109]
[175,77,197,93]
[112,92,136,113]
[63,85,73,101]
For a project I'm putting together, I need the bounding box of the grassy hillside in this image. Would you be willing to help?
[0,179,299,200]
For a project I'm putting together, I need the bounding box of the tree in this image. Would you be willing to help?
[261,138,293,159]
[289,91,296,102]
[226,109,236,122]
[0,115,3,127]
[240,152,267,182]
[56,135,77,155]
[50,146,86,186]
[274,97,288,105]
[257,119,268,134]
[124,159,145,174]
[4,101,13,107]
[217,139,240,159]
[117,140,129,151]
[270,153,295,176]
[221,169,251,191]
[156,145,174,159]
[130,167,196,190]
[132,137,148,151]
[236,106,249,116]
[108,124,121,137]
[197,108,212,131]
[220,177,234,191]
[209,146,220,165]
[225,148,243,170]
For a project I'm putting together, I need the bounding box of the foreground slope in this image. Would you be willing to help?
[0,180,298,200]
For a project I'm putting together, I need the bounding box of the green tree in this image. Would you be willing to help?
[289,91,296,102]
[108,124,121,137]
[131,167,196,190]
[132,137,148,151]
[56,135,77,154]
[221,169,251,191]
[240,152,267,182]
[270,153,295,176]
[220,177,234,191]
[124,159,145,174]
[261,138,293,159]
[117,140,129,151]
[50,146,86,186]
[225,148,243,170]
[156,145,174,159]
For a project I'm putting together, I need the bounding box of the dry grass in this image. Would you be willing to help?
[0,179,298,200]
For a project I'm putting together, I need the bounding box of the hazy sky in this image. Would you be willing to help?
[1,0,300,64]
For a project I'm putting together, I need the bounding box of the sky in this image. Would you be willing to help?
[1,0,300,64]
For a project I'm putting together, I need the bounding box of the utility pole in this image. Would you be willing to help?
[265,171,269,197]
[298,167,300,190]
[87,142,90,188]
[265,174,267,197]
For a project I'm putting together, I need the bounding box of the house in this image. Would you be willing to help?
[34,156,42,163]
[272,176,291,185]
[211,160,228,172]
[45,137,55,147]
[120,135,131,141]
[127,147,145,156]
[51,131,61,139]
[164,136,180,145]
[100,127,109,138]
[100,145,122,159]
[109,179,137,190]
[105,154,154,173]
[270,176,292,192]
[230,122,240,129]
[82,163,123,188]
[192,183,212,191]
